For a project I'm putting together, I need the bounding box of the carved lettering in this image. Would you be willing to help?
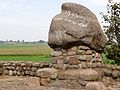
[54,17,87,27]
[53,11,88,27]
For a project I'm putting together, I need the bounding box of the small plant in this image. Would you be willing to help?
[105,45,120,64]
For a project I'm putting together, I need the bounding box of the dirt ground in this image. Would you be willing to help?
[0,76,77,90]
[0,76,120,90]
[0,75,41,90]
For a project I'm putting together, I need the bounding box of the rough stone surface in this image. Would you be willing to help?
[36,68,58,79]
[68,56,79,65]
[78,69,100,81]
[112,70,119,79]
[58,69,100,81]
[0,75,120,90]
[0,67,3,75]
[46,80,69,88]
[103,68,112,77]
[48,3,107,52]
[102,77,114,86]
[9,70,13,76]
[51,50,62,57]
[0,76,80,90]
[85,82,107,90]
[40,77,50,86]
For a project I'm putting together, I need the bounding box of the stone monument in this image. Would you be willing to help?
[0,3,119,90]
[48,3,107,70]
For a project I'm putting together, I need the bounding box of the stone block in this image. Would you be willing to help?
[112,70,119,79]
[85,82,107,90]
[77,50,86,55]
[51,50,62,57]
[103,69,112,77]
[30,71,35,76]
[78,46,90,50]
[69,56,79,65]
[80,62,87,69]
[3,70,8,75]
[36,68,58,79]
[40,77,50,86]
[85,50,93,55]
[9,70,13,76]
[71,46,77,51]
[58,69,100,81]
[13,70,17,75]
[31,67,37,72]
[78,55,87,61]
[32,62,40,67]
[46,80,69,88]
[79,69,100,81]
[67,51,76,56]
[69,65,79,69]
[102,77,114,86]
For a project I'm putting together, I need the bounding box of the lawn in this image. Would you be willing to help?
[0,43,52,62]
[0,56,50,62]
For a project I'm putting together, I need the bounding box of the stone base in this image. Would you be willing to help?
[51,45,104,70]
[37,68,120,90]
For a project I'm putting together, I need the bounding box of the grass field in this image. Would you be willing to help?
[0,43,52,62]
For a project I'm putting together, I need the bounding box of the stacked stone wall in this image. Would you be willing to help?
[0,61,50,76]
[0,60,120,89]
[51,45,104,70]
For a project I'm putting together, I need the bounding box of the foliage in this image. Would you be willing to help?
[102,45,120,65]
[0,55,50,62]
[102,53,115,65]
[101,0,120,65]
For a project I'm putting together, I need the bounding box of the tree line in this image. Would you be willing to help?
[0,40,47,44]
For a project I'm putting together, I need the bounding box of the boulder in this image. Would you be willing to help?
[48,3,107,52]
[85,82,107,90]
[51,50,62,57]
[78,69,100,81]
[36,68,58,79]
[39,77,50,86]
[58,69,100,81]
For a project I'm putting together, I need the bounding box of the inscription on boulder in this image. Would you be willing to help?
[48,3,107,70]
[53,10,88,27]
[48,3,107,52]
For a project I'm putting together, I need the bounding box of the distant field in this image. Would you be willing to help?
[0,43,52,62]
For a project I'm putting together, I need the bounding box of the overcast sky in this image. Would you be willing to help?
[0,0,119,41]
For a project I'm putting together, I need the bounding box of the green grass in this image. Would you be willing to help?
[0,55,50,62]
[0,43,51,55]
[0,43,52,62]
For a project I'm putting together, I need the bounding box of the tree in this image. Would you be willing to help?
[101,0,120,65]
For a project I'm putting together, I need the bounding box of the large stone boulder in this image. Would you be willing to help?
[58,69,100,81]
[48,3,107,52]
[36,68,58,79]
[85,82,107,90]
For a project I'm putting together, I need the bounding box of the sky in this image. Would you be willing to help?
[0,0,119,41]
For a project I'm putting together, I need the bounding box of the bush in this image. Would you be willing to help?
[103,45,120,65]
